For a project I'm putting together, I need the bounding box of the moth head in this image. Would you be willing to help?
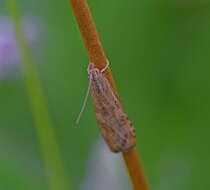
[88,63,100,77]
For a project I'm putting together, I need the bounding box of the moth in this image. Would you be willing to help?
[76,62,136,152]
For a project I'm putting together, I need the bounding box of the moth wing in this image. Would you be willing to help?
[99,120,136,153]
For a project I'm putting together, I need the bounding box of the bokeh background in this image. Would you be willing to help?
[1,0,210,189]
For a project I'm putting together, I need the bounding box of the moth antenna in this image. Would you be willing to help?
[75,78,92,124]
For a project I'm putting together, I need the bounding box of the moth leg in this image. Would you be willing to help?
[88,60,110,73]
[101,59,110,73]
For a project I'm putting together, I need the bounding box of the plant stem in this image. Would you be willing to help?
[69,0,149,189]
[6,1,70,190]
[123,148,149,190]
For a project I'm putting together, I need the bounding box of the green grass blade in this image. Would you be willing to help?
[5,1,70,190]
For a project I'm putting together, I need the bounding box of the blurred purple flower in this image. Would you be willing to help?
[0,16,41,78]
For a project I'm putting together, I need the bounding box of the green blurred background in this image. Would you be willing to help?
[1,0,210,189]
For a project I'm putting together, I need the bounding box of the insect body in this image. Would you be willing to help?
[88,63,136,152]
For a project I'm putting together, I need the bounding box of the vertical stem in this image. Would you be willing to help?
[70,0,107,68]
[123,149,149,190]
[69,0,149,189]
[70,0,116,89]
[5,1,70,190]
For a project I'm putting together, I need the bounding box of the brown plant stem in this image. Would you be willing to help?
[123,148,149,190]
[69,0,149,189]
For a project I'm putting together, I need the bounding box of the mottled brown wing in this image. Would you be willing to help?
[98,114,136,152]
[89,64,136,152]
